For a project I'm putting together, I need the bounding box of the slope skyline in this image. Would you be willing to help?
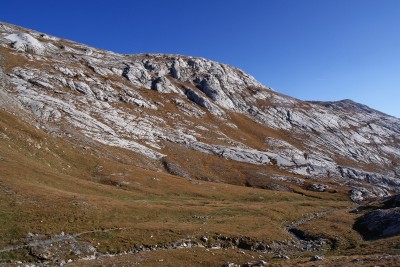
[1,20,400,266]
[1,0,399,118]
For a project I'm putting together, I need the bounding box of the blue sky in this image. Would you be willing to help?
[2,0,399,117]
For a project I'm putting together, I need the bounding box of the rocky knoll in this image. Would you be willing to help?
[354,194,400,240]
[0,22,399,201]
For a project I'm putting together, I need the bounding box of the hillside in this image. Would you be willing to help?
[0,22,400,266]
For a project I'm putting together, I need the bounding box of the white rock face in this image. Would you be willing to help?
[151,76,181,94]
[195,75,236,109]
[185,88,225,116]
[1,22,399,200]
[74,81,93,95]
[122,62,152,88]
[4,33,46,54]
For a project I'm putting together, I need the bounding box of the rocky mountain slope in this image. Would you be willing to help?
[1,21,400,266]
[1,22,399,202]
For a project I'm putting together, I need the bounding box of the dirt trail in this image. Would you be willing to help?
[0,209,336,254]
[285,209,336,231]
[0,209,340,265]
[285,209,337,241]
[0,227,125,253]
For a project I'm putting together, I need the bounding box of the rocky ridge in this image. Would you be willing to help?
[0,22,399,201]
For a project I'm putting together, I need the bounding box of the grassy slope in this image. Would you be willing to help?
[0,109,395,266]
[0,112,349,262]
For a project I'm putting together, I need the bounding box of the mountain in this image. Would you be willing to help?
[1,22,400,266]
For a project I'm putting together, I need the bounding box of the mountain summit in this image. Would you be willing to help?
[1,22,400,265]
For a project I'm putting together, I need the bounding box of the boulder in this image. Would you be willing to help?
[383,194,400,209]
[308,184,329,192]
[354,208,400,240]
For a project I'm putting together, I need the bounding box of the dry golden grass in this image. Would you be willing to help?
[293,208,400,257]
[0,109,354,265]
[272,254,400,267]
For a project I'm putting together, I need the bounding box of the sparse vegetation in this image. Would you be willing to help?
[0,109,398,266]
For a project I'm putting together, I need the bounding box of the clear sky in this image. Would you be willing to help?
[2,0,399,117]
